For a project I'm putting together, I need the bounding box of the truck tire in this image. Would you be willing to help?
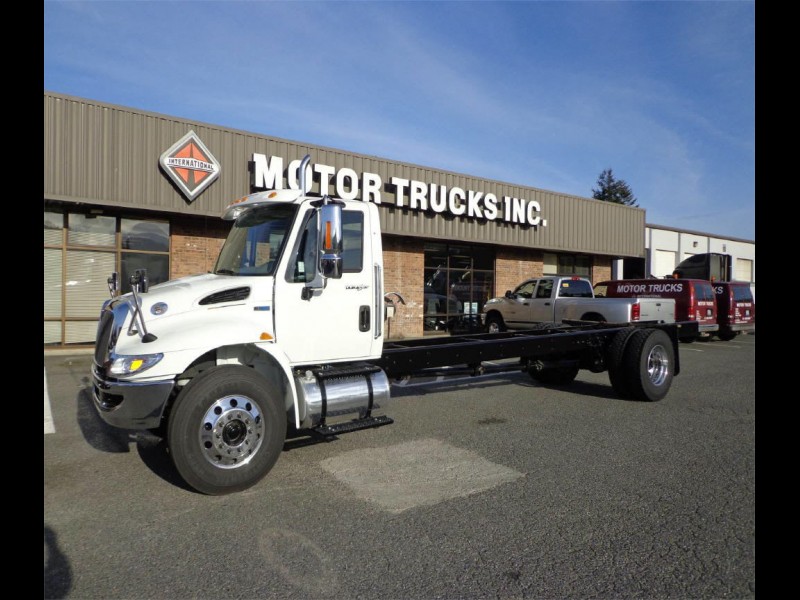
[485,313,506,333]
[167,365,286,495]
[606,327,637,399]
[620,329,674,402]
[718,331,738,342]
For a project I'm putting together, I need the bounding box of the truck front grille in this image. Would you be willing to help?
[94,300,130,366]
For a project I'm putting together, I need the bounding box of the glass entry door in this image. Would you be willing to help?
[423,243,494,334]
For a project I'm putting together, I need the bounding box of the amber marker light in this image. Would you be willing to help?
[260,332,273,340]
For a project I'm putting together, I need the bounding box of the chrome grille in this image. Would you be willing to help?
[93,300,130,366]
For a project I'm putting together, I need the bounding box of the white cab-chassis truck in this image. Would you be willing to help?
[91,157,694,495]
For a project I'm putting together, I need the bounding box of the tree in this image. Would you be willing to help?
[592,168,638,207]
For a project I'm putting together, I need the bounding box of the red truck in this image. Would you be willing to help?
[713,281,756,341]
[593,278,717,342]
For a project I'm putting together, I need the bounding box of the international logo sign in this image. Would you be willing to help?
[159,130,221,201]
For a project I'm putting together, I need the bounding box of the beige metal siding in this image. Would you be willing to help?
[45,92,644,258]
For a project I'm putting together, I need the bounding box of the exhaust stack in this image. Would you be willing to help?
[298,154,311,194]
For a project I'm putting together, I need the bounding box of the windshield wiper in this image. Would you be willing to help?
[215,268,237,275]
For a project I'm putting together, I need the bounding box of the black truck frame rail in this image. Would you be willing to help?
[373,321,693,380]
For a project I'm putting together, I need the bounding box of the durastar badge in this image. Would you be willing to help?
[160,130,221,201]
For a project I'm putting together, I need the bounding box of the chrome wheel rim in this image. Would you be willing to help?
[647,344,670,387]
[199,395,264,469]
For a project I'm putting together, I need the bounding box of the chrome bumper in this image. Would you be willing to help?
[91,365,174,430]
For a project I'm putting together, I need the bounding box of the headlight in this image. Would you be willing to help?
[109,353,164,376]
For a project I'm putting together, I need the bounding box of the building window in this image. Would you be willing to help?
[44,209,170,347]
[423,243,494,334]
[543,252,592,277]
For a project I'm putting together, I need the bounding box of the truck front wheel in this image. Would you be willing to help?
[485,313,506,333]
[621,329,674,402]
[167,365,286,495]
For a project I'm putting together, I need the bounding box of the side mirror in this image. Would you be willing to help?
[321,255,342,278]
[318,202,343,279]
[107,271,119,298]
[130,269,149,293]
[504,290,513,299]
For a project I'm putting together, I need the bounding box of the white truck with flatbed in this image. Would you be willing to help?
[91,156,694,495]
[481,275,676,333]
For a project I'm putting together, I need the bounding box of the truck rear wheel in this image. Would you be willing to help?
[621,329,674,402]
[167,365,286,495]
[606,327,636,399]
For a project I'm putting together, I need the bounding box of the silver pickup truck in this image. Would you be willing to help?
[481,275,675,332]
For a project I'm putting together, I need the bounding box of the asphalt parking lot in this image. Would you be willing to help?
[44,335,755,599]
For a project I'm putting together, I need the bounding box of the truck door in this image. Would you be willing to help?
[273,204,379,364]
[504,280,537,327]
[528,279,555,322]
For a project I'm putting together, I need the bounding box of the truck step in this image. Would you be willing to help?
[307,364,383,381]
[313,415,394,437]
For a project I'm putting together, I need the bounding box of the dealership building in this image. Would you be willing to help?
[44,91,755,348]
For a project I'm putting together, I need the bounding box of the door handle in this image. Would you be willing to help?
[544,302,551,306]
[359,305,371,332]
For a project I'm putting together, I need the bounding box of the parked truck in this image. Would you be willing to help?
[480,276,676,333]
[594,278,718,342]
[91,156,693,495]
[672,252,732,282]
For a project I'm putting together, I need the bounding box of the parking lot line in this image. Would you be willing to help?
[44,366,55,434]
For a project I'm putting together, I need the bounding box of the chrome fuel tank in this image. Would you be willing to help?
[294,367,391,428]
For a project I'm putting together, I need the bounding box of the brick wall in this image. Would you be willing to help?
[495,248,543,296]
[592,256,612,285]
[382,235,425,339]
[170,217,230,279]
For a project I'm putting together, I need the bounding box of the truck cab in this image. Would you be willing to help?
[483,276,594,331]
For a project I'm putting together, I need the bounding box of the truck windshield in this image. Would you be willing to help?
[214,204,299,276]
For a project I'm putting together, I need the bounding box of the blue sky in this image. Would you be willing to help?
[44,0,755,240]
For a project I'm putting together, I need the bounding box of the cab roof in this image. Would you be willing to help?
[221,189,305,221]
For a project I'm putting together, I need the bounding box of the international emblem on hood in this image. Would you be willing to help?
[159,130,221,201]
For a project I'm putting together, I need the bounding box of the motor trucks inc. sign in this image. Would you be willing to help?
[250,153,548,227]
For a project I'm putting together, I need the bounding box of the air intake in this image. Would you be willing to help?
[199,287,251,305]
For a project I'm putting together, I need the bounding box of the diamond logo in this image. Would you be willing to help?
[159,130,221,201]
